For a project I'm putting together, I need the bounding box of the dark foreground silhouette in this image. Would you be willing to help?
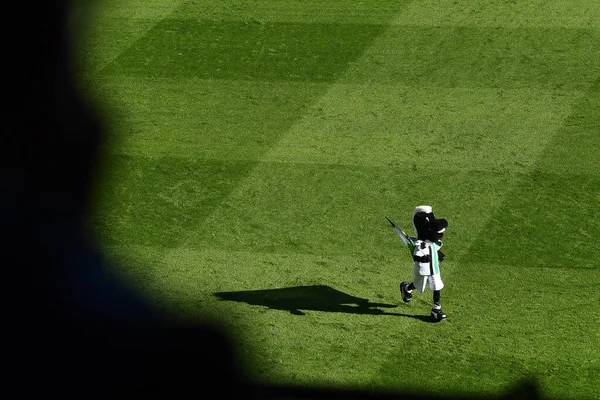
[0,1,542,398]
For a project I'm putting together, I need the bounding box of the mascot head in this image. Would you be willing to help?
[413,205,448,242]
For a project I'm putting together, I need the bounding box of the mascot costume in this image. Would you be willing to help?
[387,205,448,322]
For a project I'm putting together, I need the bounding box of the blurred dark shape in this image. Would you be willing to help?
[1,0,244,397]
[0,0,542,399]
[251,380,541,400]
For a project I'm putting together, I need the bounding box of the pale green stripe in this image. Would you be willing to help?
[431,242,440,274]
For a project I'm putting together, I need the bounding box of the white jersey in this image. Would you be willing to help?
[412,239,444,292]
[413,240,442,276]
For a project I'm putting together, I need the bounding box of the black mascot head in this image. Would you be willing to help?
[413,205,448,242]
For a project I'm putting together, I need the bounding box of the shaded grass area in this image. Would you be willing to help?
[90,156,253,247]
[91,78,329,160]
[72,0,183,75]
[103,20,386,82]
[536,79,600,175]
[100,19,600,90]
[465,170,600,268]
[463,79,600,268]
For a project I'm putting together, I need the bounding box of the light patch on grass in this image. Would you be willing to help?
[535,87,600,175]
[264,86,579,172]
[173,0,412,25]
[342,26,600,90]
[392,0,600,28]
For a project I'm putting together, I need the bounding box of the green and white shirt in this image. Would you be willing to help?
[413,240,442,276]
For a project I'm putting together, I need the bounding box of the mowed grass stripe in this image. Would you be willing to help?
[173,0,414,25]
[93,156,513,258]
[106,241,598,393]
[536,78,600,175]
[342,25,600,90]
[464,170,600,269]
[263,85,580,172]
[100,19,599,91]
[102,20,387,82]
[90,155,255,247]
[463,78,600,268]
[392,0,599,29]
[93,77,329,160]
[180,162,512,260]
[97,77,581,173]
[74,0,183,77]
[91,17,391,249]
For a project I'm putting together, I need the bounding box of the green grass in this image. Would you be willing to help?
[103,20,386,82]
[77,1,600,399]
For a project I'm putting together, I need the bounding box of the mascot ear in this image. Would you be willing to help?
[413,205,433,216]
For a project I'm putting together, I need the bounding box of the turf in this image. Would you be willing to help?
[76,1,600,399]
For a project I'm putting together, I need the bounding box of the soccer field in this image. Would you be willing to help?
[76,1,600,398]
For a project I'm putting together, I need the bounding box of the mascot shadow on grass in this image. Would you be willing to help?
[215,285,432,321]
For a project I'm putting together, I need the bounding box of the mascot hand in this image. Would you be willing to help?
[438,250,445,262]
